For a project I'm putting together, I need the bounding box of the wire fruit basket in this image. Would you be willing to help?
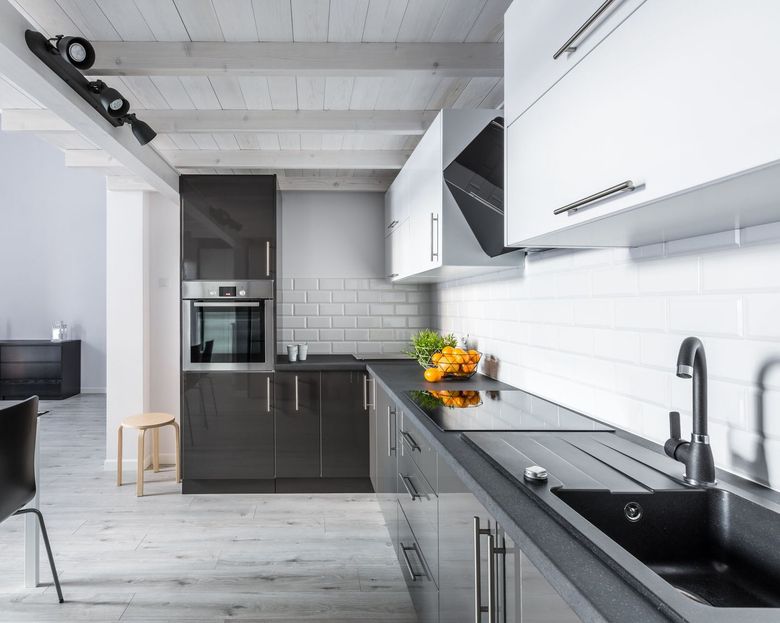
[425,348,482,380]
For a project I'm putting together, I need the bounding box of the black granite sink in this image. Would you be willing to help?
[554,488,780,608]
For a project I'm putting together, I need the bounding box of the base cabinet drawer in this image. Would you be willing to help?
[397,451,438,585]
[398,503,438,623]
[400,411,437,491]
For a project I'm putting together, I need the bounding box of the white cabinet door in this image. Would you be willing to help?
[405,116,443,274]
[504,0,644,126]
[506,0,780,248]
[387,218,411,281]
[385,169,408,235]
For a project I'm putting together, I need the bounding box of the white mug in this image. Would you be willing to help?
[298,343,309,361]
[286,344,298,362]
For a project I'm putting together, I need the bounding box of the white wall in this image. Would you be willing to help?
[0,130,106,391]
[434,224,780,490]
[106,190,180,469]
[278,191,431,355]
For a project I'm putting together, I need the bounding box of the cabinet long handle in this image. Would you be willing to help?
[553,180,636,215]
[387,219,398,230]
[474,516,491,622]
[266,241,271,276]
[294,375,299,412]
[266,376,271,412]
[430,212,440,262]
[367,377,375,409]
[400,542,430,582]
[363,374,368,410]
[400,430,420,453]
[387,406,396,456]
[400,475,420,501]
[553,0,618,59]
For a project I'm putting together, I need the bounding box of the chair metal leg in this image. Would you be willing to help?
[14,508,64,603]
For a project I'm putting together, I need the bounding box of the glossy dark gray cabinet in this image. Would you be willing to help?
[321,370,369,478]
[181,174,276,280]
[274,371,320,477]
[374,378,399,547]
[181,371,274,480]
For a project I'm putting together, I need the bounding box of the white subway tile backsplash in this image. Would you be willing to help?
[344,303,369,315]
[293,303,318,316]
[668,295,742,336]
[307,290,332,303]
[745,293,780,339]
[320,303,345,315]
[345,329,370,341]
[319,278,344,290]
[434,229,780,490]
[278,276,431,356]
[333,290,359,302]
[293,278,318,290]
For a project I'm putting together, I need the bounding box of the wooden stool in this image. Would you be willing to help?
[117,413,180,496]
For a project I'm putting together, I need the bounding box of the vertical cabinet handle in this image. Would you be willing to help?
[553,0,618,59]
[294,375,299,412]
[387,406,396,457]
[363,375,375,410]
[266,376,271,412]
[430,212,440,262]
[473,517,495,623]
[266,241,271,276]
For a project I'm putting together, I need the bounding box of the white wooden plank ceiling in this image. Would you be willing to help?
[1,0,509,191]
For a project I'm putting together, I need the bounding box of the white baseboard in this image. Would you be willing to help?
[104,453,177,473]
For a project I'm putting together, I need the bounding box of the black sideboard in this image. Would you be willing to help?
[0,340,81,400]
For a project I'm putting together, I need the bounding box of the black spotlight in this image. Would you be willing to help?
[125,114,157,146]
[91,81,130,118]
[53,35,95,70]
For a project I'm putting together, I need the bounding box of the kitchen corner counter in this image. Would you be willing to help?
[274,354,414,371]
[366,362,780,623]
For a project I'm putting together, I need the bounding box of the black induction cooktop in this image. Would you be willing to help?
[406,388,614,433]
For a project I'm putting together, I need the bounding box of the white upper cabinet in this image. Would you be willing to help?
[385,110,524,283]
[504,0,645,126]
[505,1,780,248]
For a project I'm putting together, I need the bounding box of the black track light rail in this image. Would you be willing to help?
[25,30,124,128]
[25,29,156,145]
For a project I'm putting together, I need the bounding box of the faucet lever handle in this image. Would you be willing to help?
[669,411,681,440]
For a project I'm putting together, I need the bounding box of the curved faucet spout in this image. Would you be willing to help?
[676,336,708,436]
[666,337,716,486]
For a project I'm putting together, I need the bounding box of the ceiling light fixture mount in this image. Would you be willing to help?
[26,30,155,146]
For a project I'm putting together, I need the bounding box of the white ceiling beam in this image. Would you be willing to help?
[66,149,410,170]
[277,176,393,192]
[0,3,179,201]
[105,175,156,192]
[2,108,435,135]
[87,42,502,77]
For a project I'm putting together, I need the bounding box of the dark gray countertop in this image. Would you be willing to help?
[275,354,412,371]
[367,362,780,623]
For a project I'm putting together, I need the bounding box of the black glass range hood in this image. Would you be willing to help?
[444,117,513,258]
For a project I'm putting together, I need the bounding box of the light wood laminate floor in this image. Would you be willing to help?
[0,394,415,622]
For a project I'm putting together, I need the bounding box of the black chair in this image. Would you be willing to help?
[0,396,63,603]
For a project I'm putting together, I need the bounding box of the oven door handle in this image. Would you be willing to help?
[193,301,261,308]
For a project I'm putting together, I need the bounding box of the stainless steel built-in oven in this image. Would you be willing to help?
[182,280,274,372]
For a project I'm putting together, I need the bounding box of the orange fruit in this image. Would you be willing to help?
[454,397,466,408]
[461,363,476,375]
[424,367,443,383]
[431,352,442,364]
[442,346,454,355]
[468,350,480,364]
[438,355,458,374]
